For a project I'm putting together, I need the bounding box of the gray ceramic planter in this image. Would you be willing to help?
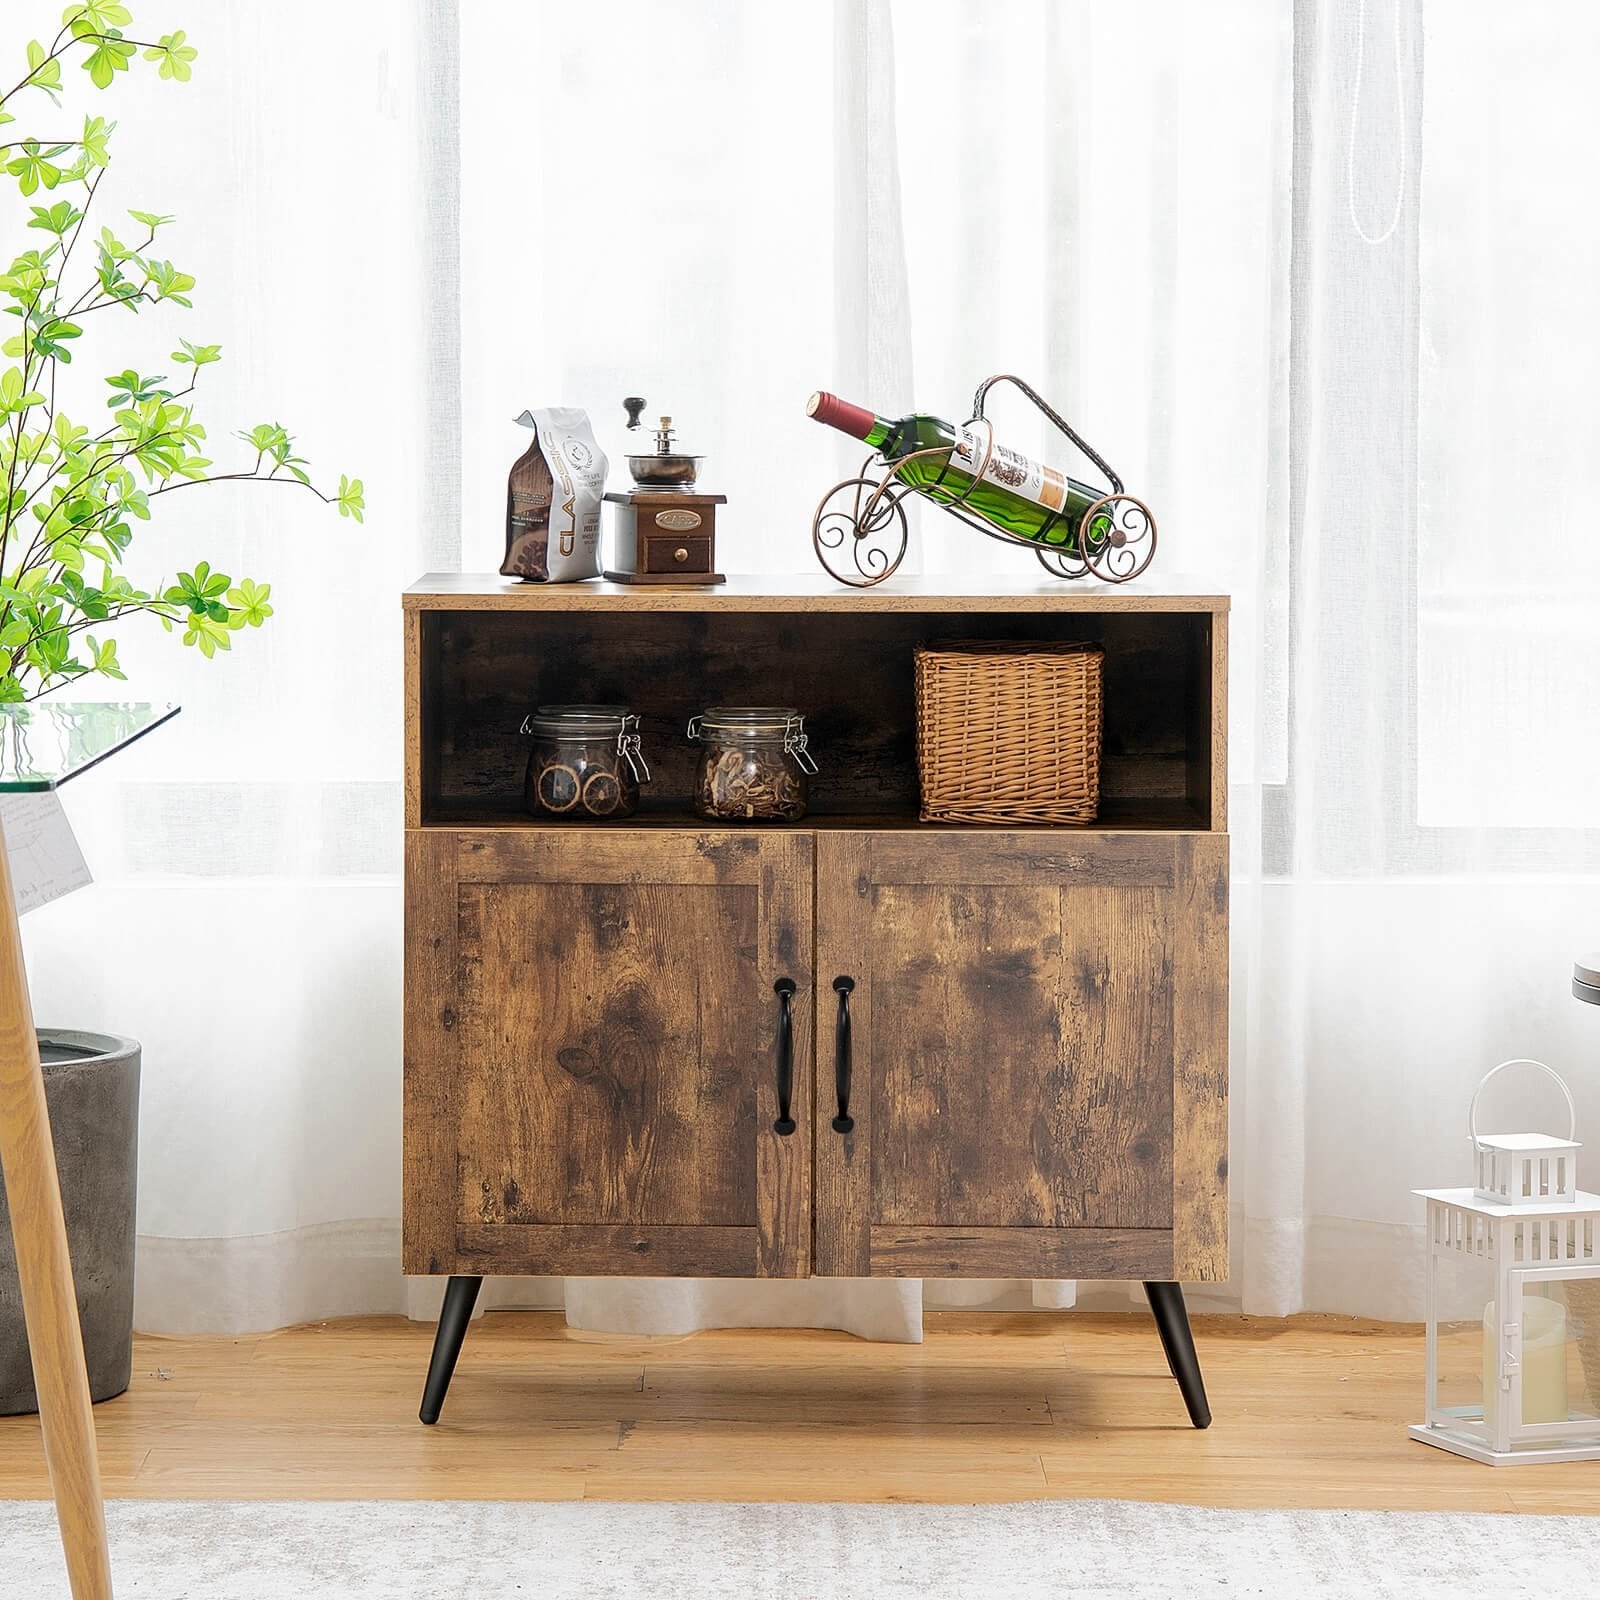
[0,1030,140,1416]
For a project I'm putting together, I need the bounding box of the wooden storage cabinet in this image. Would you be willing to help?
[403,575,1228,1427]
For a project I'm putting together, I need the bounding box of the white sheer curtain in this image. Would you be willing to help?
[0,1,441,1332]
[454,0,1285,1334]
[1242,0,1600,1317]
[8,0,1598,1336]
[450,0,1287,1333]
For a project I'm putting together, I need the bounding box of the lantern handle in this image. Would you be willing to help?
[1468,1058,1578,1148]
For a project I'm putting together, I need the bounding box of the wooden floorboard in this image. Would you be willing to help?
[0,1311,1583,1511]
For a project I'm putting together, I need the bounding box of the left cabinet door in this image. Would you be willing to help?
[404,829,814,1279]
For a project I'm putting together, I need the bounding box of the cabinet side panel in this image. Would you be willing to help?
[404,609,423,828]
[403,831,459,1273]
[756,832,814,1277]
[1180,611,1229,832]
[813,833,872,1275]
[1171,833,1230,1279]
[1214,610,1229,830]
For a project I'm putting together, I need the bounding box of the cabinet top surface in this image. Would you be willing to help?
[404,572,1231,614]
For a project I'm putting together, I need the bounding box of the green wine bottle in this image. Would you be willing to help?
[806,391,1109,550]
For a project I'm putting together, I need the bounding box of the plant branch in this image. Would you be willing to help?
[0,176,102,523]
[0,353,59,597]
[65,224,161,321]
[52,165,103,289]
[1,31,184,112]
[0,14,358,702]
[10,596,187,696]
[0,139,86,156]
[0,21,74,110]
[8,385,196,532]
[5,422,181,560]
[148,470,337,506]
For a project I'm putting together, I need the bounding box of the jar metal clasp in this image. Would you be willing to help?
[617,714,650,783]
[784,715,820,775]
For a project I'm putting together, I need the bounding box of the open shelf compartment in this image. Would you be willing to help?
[408,585,1225,834]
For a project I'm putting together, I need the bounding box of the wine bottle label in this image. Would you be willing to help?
[952,423,1068,513]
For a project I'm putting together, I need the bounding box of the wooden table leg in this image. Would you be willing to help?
[0,816,112,1598]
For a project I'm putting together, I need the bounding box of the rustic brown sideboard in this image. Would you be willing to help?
[402,575,1229,1427]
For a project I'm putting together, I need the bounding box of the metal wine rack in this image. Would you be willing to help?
[810,373,1157,589]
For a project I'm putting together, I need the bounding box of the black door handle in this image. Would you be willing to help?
[773,978,797,1135]
[832,976,855,1133]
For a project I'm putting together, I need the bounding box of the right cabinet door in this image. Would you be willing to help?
[813,831,1228,1283]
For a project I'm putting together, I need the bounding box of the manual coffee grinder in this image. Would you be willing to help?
[602,396,726,585]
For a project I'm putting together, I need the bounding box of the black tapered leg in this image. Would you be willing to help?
[1143,1280,1211,1429]
[420,1274,483,1424]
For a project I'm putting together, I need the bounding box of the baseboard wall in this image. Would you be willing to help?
[129,1208,1428,1336]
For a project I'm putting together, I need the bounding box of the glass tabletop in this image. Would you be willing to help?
[0,702,179,791]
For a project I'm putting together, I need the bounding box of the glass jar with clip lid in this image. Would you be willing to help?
[522,704,650,819]
[688,706,819,822]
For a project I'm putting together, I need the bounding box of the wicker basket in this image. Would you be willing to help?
[914,639,1104,825]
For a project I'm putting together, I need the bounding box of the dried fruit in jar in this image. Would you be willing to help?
[696,747,806,821]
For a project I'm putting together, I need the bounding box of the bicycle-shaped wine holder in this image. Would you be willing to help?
[811,373,1157,589]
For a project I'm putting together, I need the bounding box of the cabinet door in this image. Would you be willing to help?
[405,829,813,1279]
[813,832,1227,1282]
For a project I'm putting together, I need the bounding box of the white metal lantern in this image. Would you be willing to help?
[1412,1059,1600,1464]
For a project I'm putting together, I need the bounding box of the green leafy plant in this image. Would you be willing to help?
[0,7,361,701]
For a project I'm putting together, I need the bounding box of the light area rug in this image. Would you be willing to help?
[4,1499,1598,1599]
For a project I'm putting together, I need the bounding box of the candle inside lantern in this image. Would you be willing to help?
[1483,1294,1568,1429]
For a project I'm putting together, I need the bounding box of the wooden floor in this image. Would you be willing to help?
[0,1311,1593,1511]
